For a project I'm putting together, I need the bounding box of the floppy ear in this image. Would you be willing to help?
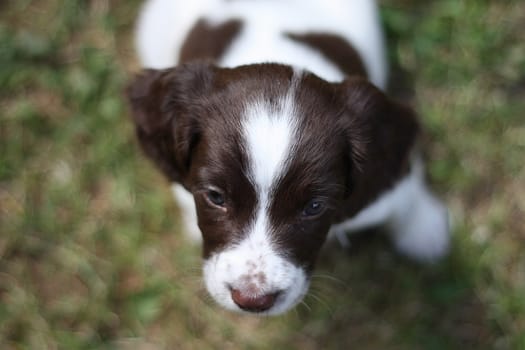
[126,63,214,184]
[338,78,420,213]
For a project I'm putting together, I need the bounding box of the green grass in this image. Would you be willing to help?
[1,0,524,348]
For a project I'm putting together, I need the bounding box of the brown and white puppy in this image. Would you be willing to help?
[127,0,450,315]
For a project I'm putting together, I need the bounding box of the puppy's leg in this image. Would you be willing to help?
[386,160,450,263]
[171,184,202,243]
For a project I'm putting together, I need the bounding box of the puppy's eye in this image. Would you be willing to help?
[205,189,225,207]
[302,199,324,218]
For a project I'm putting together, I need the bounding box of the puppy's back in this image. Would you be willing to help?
[135,0,386,88]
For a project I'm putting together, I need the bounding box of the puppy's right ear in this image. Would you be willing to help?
[336,78,420,214]
[126,63,214,183]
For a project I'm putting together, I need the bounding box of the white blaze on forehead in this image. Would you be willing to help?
[243,101,296,194]
[242,73,301,196]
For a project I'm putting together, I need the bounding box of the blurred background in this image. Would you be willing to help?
[1,0,524,348]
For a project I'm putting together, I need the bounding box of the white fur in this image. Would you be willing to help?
[171,184,202,243]
[243,106,294,191]
[242,81,298,193]
[329,158,450,262]
[136,0,387,88]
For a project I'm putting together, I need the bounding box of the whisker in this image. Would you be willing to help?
[310,273,346,287]
[300,300,312,312]
[305,290,334,315]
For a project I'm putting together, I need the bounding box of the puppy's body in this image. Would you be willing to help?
[129,0,450,315]
[136,0,386,86]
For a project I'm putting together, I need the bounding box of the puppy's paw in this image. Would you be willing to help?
[389,189,450,263]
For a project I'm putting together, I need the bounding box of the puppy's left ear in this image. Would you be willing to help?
[126,63,214,184]
[337,78,420,212]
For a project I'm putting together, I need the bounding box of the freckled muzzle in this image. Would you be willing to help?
[203,249,310,315]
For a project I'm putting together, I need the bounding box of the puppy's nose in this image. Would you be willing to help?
[230,288,280,312]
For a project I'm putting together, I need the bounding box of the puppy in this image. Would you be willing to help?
[127,0,450,315]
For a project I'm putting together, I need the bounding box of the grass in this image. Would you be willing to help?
[1,0,524,348]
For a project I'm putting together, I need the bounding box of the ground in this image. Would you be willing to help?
[1,0,524,349]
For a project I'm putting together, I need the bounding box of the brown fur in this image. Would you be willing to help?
[179,19,243,63]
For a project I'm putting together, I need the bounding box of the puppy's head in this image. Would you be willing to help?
[127,62,418,315]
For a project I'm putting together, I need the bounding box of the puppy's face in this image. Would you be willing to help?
[127,63,417,315]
